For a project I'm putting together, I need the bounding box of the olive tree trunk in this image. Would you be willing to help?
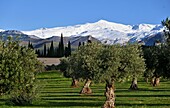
[129,78,138,90]
[150,76,155,85]
[103,82,115,108]
[151,77,160,86]
[71,78,79,88]
[80,79,92,94]
[144,77,149,83]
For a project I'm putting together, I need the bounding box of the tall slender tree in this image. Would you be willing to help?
[68,41,71,56]
[49,41,54,57]
[28,41,34,49]
[60,33,65,57]
[57,42,61,57]
[64,41,72,57]
[43,43,46,57]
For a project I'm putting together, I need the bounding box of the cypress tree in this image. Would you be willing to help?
[47,48,50,57]
[82,42,85,46]
[43,43,46,57]
[30,43,34,49]
[28,41,34,49]
[49,41,54,57]
[64,41,71,57]
[57,42,61,57]
[28,41,30,48]
[60,33,64,57]
[78,42,81,47]
[65,46,68,57]
[35,49,41,57]
[68,41,71,56]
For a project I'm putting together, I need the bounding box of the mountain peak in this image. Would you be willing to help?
[97,20,110,23]
[20,20,163,45]
[3,30,24,35]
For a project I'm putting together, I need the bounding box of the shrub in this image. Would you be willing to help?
[0,37,43,105]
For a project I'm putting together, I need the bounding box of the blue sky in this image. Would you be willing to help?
[0,0,169,30]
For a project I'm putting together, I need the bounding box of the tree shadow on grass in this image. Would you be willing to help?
[31,101,103,107]
[5,101,170,107]
[116,103,170,107]
[41,97,104,101]
[116,94,170,97]
[115,88,170,93]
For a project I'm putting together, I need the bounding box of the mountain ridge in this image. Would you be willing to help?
[0,20,164,46]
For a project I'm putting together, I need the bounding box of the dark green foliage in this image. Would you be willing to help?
[58,58,70,77]
[65,43,145,84]
[43,43,46,57]
[45,64,59,71]
[0,37,43,105]
[68,41,71,56]
[57,42,62,57]
[57,33,65,57]
[48,41,54,57]
[28,41,34,49]
[35,49,41,57]
[143,46,158,79]
[60,33,65,57]
[142,18,170,80]
[143,45,170,79]
[78,42,81,47]
[64,47,68,57]
[47,48,50,57]
[65,41,71,57]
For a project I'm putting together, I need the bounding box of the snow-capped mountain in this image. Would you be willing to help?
[0,29,5,32]
[22,20,164,44]
[2,20,164,44]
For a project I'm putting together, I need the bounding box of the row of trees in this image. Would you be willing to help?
[61,42,145,108]
[59,18,170,108]
[29,34,71,58]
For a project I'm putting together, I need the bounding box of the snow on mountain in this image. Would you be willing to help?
[0,29,5,32]
[22,20,164,44]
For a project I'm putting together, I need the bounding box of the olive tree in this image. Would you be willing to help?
[142,18,170,86]
[100,44,145,107]
[142,46,158,84]
[65,42,103,94]
[0,37,43,105]
[122,44,145,90]
[60,57,80,88]
[66,43,145,107]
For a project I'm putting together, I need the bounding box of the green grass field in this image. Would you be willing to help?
[0,71,170,108]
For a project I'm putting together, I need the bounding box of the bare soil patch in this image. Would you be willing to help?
[38,58,61,65]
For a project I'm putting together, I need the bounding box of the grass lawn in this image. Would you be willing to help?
[0,70,170,108]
